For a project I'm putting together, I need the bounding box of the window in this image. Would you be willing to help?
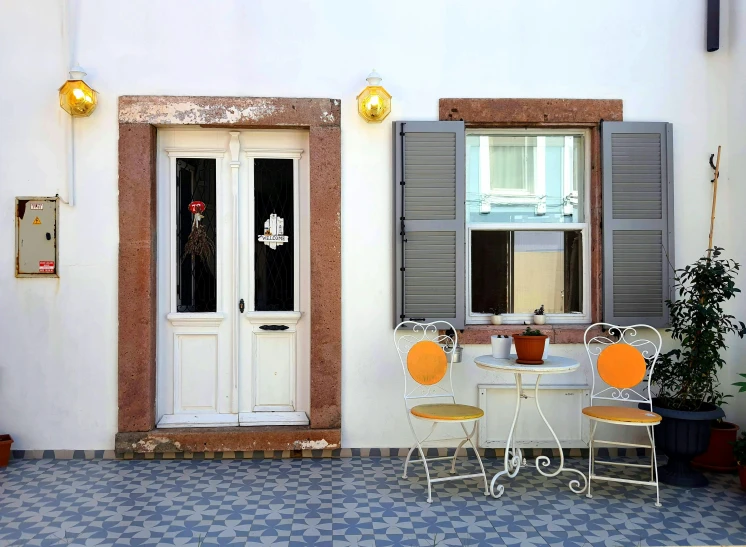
[176,158,217,313]
[466,129,590,324]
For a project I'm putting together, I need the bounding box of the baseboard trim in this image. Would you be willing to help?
[9,447,651,460]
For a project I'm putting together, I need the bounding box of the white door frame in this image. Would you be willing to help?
[155,129,310,428]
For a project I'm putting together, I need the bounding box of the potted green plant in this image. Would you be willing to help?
[512,326,547,364]
[731,432,746,490]
[488,307,503,325]
[648,247,745,487]
[533,304,546,325]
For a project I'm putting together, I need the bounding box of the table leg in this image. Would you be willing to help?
[533,373,587,494]
[489,374,524,498]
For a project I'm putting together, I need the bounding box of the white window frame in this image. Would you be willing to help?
[466,128,592,325]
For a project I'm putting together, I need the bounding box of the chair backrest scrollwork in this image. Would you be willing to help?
[584,323,662,410]
[394,321,458,404]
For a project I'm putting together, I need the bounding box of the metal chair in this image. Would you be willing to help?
[583,323,663,506]
[394,321,489,503]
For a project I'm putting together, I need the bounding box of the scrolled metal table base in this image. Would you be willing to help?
[490,373,587,498]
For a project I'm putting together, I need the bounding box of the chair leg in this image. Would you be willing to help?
[463,422,490,496]
[403,445,417,479]
[416,443,433,503]
[647,425,662,507]
[451,438,468,474]
[587,420,597,499]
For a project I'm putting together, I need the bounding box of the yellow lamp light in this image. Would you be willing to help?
[357,70,392,123]
[59,67,98,117]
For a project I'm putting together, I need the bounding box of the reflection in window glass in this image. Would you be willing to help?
[466,134,585,224]
[471,230,583,315]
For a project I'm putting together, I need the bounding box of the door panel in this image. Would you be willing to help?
[175,334,218,411]
[253,331,294,410]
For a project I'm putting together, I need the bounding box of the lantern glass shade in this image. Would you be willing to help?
[357,85,392,123]
[59,79,98,117]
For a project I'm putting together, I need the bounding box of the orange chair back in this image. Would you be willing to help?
[596,343,647,389]
[407,340,448,386]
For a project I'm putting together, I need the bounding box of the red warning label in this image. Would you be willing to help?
[39,261,55,273]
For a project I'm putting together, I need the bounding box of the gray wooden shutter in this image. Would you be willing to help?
[394,121,465,328]
[602,121,674,327]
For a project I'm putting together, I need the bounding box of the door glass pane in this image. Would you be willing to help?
[176,158,217,312]
[466,134,585,224]
[254,158,294,311]
[471,230,583,315]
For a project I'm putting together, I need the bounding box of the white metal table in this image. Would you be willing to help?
[474,354,588,498]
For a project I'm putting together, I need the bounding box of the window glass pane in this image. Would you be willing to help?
[466,133,585,224]
[254,158,294,311]
[471,230,583,315]
[176,158,217,313]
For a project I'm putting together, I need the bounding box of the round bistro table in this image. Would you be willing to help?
[474,354,588,498]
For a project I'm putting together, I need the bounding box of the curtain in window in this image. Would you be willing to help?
[489,138,535,193]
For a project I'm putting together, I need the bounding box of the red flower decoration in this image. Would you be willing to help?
[188,201,206,214]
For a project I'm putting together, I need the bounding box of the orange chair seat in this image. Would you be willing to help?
[582,405,661,424]
[411,404,484,421]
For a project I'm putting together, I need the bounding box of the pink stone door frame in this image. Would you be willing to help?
[117,96,341,441]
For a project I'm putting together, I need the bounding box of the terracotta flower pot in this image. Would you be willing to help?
[739,464,746,490]
[512,334,548,364]
[692,421,739,472]
[0,435,13,467]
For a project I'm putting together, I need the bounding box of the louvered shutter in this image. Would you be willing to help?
[602,122,674,327]
[394,121,465,328]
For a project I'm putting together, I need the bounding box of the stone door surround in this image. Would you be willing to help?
[116,96,341,453]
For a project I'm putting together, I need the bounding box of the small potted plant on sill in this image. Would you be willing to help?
[512,326,548,364]
[731,432,746,489]
[533,305,546,325]
[488,307,503,325]
[646,247,745,487]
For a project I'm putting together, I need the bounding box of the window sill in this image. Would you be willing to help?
[458,324,603,345]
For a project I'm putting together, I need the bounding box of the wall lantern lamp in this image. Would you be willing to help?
[356,69,392,123]
[59,66,98,117]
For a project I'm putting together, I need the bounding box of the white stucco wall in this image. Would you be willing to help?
[0,0,744,449]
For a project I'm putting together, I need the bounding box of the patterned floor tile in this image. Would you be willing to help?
[0,457,745,547]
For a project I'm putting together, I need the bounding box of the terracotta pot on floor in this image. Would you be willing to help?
[692,421,739,472]
[0,435,13,467]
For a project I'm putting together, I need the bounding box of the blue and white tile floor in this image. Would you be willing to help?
[1,456,745,546]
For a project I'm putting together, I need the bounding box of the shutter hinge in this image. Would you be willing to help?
[400,180,405,185]
[238,299,245,313]
[400,131,405,136]
[400,267,405,271]
[399,314,406,319]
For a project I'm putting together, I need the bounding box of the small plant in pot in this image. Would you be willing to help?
[488,307,503,325]
[533,304,546,325]
[513,326,547,364]
[648,247,745,487]
[731,432,746,490]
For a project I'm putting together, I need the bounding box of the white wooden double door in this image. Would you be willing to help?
[156,129,310,428]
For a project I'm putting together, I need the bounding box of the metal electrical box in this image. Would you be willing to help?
[15,197,58,277]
